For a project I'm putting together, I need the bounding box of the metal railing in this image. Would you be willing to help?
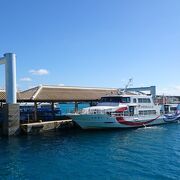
[78,109,158,118]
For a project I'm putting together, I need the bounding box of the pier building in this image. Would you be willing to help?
[0,85,117,123]
[155,96,180,104]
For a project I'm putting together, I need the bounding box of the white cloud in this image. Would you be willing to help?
[29,69,49,75]
[157,85,180,96]
[58,84,65,86]
[20,77,32,82]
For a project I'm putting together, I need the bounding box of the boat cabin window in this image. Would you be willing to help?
[139,110,156,115]
[170,107,177,112]
[129,106,134,116]
[164,105,169,114]
[100,97,130,103]
[138,98,151,103]
[133,99,137,103]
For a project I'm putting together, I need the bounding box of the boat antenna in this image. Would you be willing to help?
[117,78,133,95]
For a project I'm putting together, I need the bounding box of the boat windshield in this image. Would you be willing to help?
[99,97,130,103]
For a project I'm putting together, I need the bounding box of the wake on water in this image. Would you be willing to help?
[135,125,166,131]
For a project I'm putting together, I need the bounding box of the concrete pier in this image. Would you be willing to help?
[2,104,20,136]
[21,119,74,134]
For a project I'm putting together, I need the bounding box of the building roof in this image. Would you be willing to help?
[0,90,5,101]
[0,89,22,102]
[16,85,118,102]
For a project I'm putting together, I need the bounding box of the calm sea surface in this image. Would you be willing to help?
[59,103,90,114]
[0,123,180,179]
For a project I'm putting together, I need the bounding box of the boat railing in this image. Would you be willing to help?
[79,109,159,119]
[79,109,112,115]
[111,111,135,117]
[79,109,134,116]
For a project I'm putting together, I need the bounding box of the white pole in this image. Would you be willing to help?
[4,53,17,104]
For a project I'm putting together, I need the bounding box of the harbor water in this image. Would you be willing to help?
[59,103,90,114]
[0,123,180,179]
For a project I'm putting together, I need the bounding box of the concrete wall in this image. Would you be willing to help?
[2,104,20,136]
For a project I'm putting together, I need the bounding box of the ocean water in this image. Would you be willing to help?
[0,124,180,179]
[59,103,90,114]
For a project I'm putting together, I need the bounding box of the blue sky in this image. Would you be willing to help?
[0,0,180,95]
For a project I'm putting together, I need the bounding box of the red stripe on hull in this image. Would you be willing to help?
[115,107,128,113]
[116,116,159,126]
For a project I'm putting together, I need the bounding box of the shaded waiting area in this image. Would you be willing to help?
[0,85,118,122]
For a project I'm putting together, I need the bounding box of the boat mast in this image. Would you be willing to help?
[124,78,133,92]
[117,78,133,95]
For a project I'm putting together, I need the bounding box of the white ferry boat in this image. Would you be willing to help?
[69,92,180,129]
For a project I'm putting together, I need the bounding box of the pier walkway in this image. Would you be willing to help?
[21,119,73,134]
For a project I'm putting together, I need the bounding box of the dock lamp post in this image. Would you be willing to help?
[0,53,20,136]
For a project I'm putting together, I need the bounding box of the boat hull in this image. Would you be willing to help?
[69,114,179,129]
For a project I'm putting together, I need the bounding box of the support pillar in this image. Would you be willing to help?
[4,53,17,104]
[34,102,38,122]
[90,101,93,106]
[0,53,20,136]
[74,102,78,113]
[51,102,55,120]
